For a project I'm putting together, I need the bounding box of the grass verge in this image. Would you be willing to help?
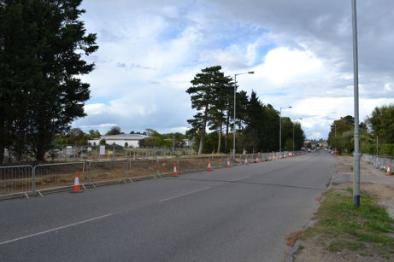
[302,188,394,259]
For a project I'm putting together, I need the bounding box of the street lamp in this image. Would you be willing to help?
[293,118,303,153]
[233,71,254,158]
[279,106,292,153]
[351,0,360,208]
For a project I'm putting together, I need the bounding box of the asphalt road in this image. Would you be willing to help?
[0,152,335,262]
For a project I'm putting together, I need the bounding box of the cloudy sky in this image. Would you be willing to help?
[73,0,394,139]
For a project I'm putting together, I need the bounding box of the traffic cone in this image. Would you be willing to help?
[385,166,391,176]
[226,159,231,168]
[72,171,81,193]
[207,160,212,171]
[172,162,177,177]
[244,158,248,165]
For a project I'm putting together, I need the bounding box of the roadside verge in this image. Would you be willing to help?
[287,155,394,262]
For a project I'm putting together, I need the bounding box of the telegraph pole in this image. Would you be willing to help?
[351,0,361,208]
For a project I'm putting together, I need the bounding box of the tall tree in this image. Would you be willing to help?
[187,66,224,155]
[0,1,33,161]
[369,105,394,143]
[261,104,280,152]
[293,122,305,150]
[235,90,250,130]
[244,91,264,152]
[1,0,98,162]
[208,75,233,153]
[88,129,101,139]
[106,126,123,136]
[328,116,355,153]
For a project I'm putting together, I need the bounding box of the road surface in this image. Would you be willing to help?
[0,152,335,262]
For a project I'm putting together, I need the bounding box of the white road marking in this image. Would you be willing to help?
[0,213,112,246]
[159,187,212,202]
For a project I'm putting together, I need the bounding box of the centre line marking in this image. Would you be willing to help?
[0,213,113,246]
[159,186,212,202]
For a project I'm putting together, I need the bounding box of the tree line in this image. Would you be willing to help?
[327,104,394,156]
[0,0,97,163]
[53,127,188,149]
[186,66,305,154]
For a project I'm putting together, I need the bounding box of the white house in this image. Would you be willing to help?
[183,139,193,148]
[88,134,147,148]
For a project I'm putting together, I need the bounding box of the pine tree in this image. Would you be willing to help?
[187,66,224,154]
[244,91,264,152]
[0,0,97,162]
[208,75,233,153]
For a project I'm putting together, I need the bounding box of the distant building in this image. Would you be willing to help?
[183,139,193,148]
[88,134,148,148]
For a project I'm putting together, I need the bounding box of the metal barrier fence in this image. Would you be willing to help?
[362,154,394,171]
[0,165,32,198]
[0,151,302,199]
[34,162,86,196]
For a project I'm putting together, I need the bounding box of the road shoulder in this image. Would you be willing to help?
[287,155,394,262]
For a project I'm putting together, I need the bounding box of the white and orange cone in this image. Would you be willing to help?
[172,162,178,177]
[207,160,212,172]
[72,171,81,193]
[385,166,391,176]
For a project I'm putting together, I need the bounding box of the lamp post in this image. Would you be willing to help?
[351,0,360,208]
[233,71,254,159]
[279,106,292,153]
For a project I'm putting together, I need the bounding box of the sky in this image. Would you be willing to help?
[73,0,394,139]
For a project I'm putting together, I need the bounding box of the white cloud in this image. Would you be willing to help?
[74,0,394,139]
[291,97,394,138]
[258,47,323,86]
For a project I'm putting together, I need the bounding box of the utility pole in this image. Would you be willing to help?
[351,0,361,208]
[233,74,237,159]
[232,71,254,159]
[279,108,282,153]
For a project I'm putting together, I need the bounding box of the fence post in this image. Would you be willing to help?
[155,152,160,177]
[32,165,36,195]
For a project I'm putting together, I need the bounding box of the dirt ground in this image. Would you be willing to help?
[292,155,394,262]
[0,156,243,195]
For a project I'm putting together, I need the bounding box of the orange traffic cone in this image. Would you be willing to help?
[385,166,391,176]
[72,171,81,193]
[172,162,178,177]
[207,160,212,171]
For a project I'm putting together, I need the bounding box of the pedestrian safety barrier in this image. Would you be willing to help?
[0,151,302,199]
[362,154,394,174]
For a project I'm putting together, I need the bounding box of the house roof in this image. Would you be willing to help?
[100,134,148,141]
